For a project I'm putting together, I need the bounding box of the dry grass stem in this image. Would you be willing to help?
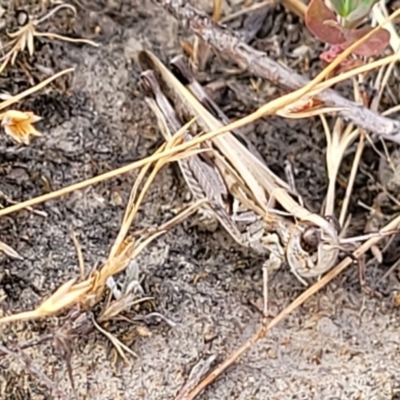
[212,0,223,21]
[0,20,395,220]
[308,0,400,227]
[0,2,398,330]
[372,1,400,52]
[324,13,400,227]
[323,117,356,217]
[0,67,74,111]
[99,295,154,322]
[338,131,364,227]
[0,240,23,259]
[1,2,399,397]
[0,3,98,74]
[139,4,400,398]
[383,103,400,116]
[335,80,364,227]
[92,317,137,363]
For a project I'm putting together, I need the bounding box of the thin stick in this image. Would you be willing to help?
[212,0,223,21]
[36,3,77,24]
[0,68,73,111]
[0,146,200,219]
[92,317,137,363]
[35,32,99,47]
[339,132,364,227]
[335,79,363,226]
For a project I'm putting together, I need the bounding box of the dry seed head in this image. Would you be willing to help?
[0,4,98,73]
[16,10,30,27]
[0,109,42,144]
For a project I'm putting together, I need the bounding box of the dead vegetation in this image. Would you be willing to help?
[0,1,400,399]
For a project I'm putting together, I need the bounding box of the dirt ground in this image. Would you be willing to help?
[1,0,400,399]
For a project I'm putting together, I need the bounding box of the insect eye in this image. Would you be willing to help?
[16,10,29,27]
[301,226,321,253]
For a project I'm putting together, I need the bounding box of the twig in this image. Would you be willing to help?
[337,76,366,227]
[0,145,202,219]
[339,131,364,226]
[152,0,400,141]
[212,0,223,21]
[174,355,217,400]
[0,67,73,111]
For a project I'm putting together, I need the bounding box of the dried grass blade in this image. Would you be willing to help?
[277,107,347,118]
[0,68,74,111]
[35,32,99,47]
[0,240,23,259]
[97,230,165,292]
[92,317,137,363]
[0,279,92,323]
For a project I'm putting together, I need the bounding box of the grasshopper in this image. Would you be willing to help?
[137,50,340,284]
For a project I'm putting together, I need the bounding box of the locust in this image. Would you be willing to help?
[137,50,340,288]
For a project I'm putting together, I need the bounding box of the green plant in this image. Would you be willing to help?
[305,0,390,65]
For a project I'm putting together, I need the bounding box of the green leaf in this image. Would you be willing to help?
[329,0,345,16]
[330,0,354,17]
[344,0,380,25]
[331,0,379,20]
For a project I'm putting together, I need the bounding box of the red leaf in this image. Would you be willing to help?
[343,26,390,57]
[305,0,345,45]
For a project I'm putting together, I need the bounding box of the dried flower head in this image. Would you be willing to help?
[0,109,42,144]
[0,4,98,75]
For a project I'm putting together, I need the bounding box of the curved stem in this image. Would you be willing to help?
[35,3,76,25]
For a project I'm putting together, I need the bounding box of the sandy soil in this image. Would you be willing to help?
[0,1,400,399]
